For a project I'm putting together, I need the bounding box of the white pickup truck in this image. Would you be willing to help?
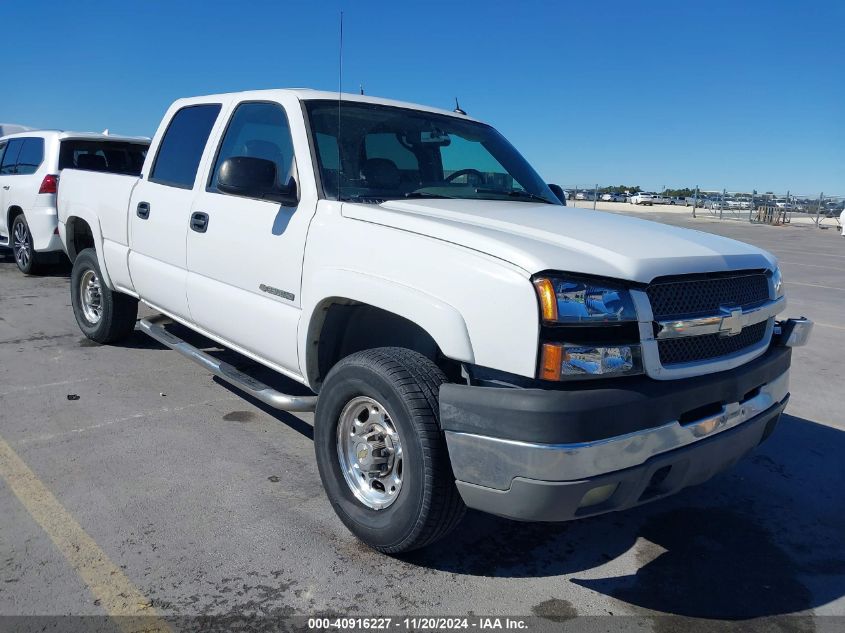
[58,89,812,553]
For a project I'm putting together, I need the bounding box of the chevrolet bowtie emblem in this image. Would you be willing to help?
[719,306,745,336]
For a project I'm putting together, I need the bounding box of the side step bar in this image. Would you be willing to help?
[139,316,318,412]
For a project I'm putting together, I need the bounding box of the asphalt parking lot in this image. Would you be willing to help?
[1,209,843,629]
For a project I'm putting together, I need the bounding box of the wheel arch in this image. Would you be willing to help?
[6,205,24,232]
[61,211,114,289]
[65,216,97,262]
[300,270,474,390]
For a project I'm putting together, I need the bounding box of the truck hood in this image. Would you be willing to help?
[342,199,776,283]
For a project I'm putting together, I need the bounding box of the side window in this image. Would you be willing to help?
[0,138,24,175]
[15,138,45,175]
[209,102,295,193]
[150,104,221,189]
[0,141,6,170]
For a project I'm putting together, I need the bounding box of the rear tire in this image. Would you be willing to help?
[12,214,41,275]
[314,347,465,554]
[71,248,138,343]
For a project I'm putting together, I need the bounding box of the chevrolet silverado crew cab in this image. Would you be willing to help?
[57,89,812,553]
[0,130,149,274]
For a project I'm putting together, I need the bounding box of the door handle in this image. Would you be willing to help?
[2,185,9,190]
[190,212,209,233]
[136,201,150,219]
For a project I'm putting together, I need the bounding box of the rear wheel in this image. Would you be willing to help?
[314,347,465,554]
[71,248,138,343]
[12,214,40,275]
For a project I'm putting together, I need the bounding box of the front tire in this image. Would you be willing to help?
[314,347,465,554]
[12,214,40,275]
[71,248,138,343]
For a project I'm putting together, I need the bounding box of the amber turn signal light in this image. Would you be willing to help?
[533,278,558,323]
[539,343,564,381]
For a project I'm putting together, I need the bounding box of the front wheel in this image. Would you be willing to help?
[314,348,465,554]
[71,248,138,343]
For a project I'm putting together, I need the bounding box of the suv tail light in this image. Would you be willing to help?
[39,174,58,194]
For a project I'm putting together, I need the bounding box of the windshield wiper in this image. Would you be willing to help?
[474,188,553,204]
[404,192,455,199]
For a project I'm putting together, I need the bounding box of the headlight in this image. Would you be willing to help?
[533,276,637,324]
[772,266,784,298]
[533,274,643,380]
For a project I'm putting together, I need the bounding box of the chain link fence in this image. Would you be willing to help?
[559,185,844,232]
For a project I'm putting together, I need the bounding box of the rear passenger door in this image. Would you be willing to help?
[128,103,222,321]
[186,100,317,374]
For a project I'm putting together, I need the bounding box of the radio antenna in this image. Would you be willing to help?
[336,10,344,201]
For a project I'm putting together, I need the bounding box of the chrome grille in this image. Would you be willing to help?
[647,272,770,320]
[658,321,768,366]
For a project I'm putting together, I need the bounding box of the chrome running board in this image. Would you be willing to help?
[139,316,318,412]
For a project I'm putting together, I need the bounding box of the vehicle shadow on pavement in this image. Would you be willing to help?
[121,319,318,437]
[0,249,72,277]
[211,373,316,440]
[407,413,845,620]
[36,260,72,278]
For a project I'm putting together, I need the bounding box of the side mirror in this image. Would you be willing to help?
[548,183,567,205]
[217,156,298,205]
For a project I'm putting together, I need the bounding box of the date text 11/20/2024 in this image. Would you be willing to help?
[308,617,529,630]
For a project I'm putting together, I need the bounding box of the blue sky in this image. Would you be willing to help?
[2,0,842,194]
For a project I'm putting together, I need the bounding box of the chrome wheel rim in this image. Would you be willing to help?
[336,396,404,510]
[79,269,103,324]
[13,220,31,270]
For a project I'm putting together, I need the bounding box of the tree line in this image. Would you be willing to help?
[594,186,701,197]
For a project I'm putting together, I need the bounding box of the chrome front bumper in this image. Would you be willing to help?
[441,318,812,522]
[445,369,789,490]
[447,389,789,522]
[775,316,814,348]
[452,396,787,522]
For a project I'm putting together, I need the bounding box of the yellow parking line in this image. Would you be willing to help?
[0,433,171,633]
[779,260,845,272]
[785,280,845,292]
[813,321,845,331]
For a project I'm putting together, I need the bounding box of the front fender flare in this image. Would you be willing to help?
[299,268,475,387]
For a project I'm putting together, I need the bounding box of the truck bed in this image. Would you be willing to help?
[58,169,140,293]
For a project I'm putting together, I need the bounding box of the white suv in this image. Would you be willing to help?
[0,131,149,273]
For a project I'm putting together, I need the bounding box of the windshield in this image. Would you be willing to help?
[304,100,560,204]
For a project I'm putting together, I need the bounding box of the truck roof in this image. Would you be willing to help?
[171,88,483,123]
[0,130,150,143]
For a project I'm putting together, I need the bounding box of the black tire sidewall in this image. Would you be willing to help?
[315,362,431,549]
[71,249,113,341]
[12,215,36,274]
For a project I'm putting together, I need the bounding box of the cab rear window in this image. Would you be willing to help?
[60,140,149,175]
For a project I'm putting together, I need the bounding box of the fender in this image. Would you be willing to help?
[59,207,115,290]
[299,268,475,387]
